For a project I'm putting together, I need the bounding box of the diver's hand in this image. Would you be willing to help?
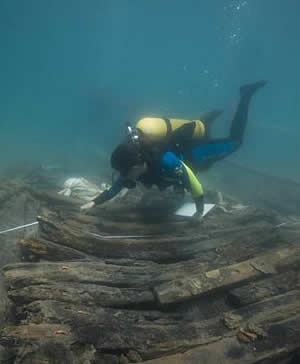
[189,211,203,225]
[80,201,95,211]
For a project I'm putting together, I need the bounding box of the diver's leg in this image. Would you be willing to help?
[185,138,235,169]
[200,109,223,140]
[183,81,267,170]
[230,80,267,147]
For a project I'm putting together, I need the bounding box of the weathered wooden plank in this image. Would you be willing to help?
[36,215,210,263]
[8,282,155,308]
[136,295,300,363]
[0,344,14,363]
[0,323,99,364]
[20,238,97,262]
[3,299,209,362]
[1,323,74,343]
[2,260,211,311]
[0,272,12,329]
[3,258,215,296]
[10,267,300,360]
[154,245,300,305]
[36,212,286,264]
[4,267,300,363]
[224,289,300,326]
[3,261,160,290]
[136,327,300,364]
[141,290,300,360]
[5,291,300,364]
[228,270,300,307]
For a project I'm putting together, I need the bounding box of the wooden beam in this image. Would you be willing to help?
[154,246,300,305]
[228,270,300,307]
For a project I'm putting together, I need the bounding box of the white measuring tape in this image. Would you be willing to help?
[0,221,39,235]
[88,232,161,239]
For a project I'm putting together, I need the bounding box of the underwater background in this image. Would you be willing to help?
[0,0,299,182]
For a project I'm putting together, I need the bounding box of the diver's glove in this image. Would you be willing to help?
[191,195,204,224]
[80,201,95,211]
[195,195,204,215]
[93,189,111,205]
[80,190,110,211]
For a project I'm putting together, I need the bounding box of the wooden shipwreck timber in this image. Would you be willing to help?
[0,167,300,363]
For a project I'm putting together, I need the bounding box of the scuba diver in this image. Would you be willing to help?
[81,80,267,222]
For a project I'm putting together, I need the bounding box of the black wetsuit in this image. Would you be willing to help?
[182,80,267,170]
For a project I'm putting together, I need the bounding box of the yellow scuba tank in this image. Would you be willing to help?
[136,117,205,142]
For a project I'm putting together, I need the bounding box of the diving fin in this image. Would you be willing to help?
[240,80,267,98]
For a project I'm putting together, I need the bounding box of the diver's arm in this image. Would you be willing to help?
[80,178,129,211]
[93,177,124,205]
[161,152,204,217]
[181,161,204,217]
[180,162,204,217]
